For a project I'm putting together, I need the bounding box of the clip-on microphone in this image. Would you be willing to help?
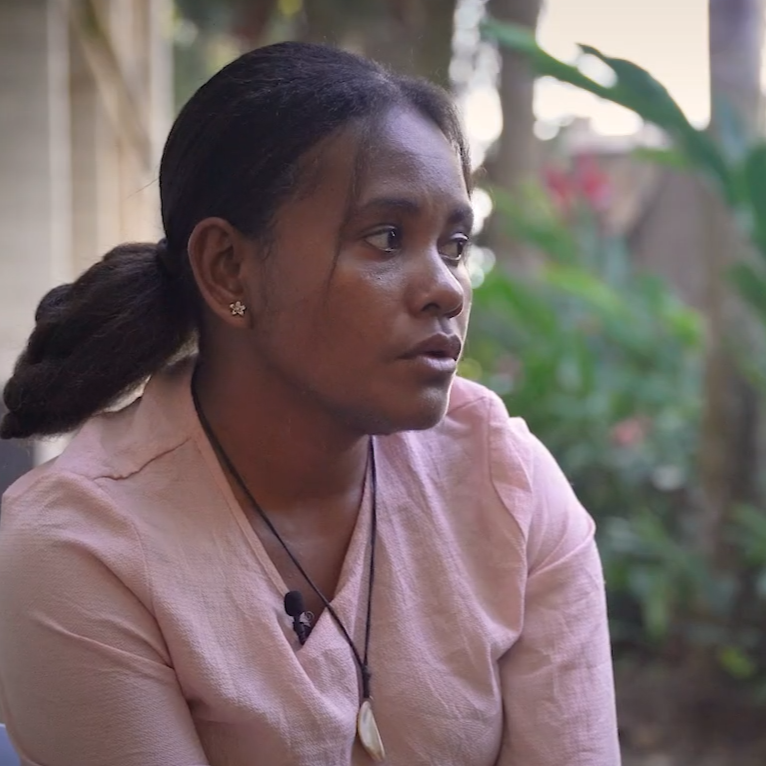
[284,590,312,646]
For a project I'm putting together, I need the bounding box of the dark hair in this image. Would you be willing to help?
[1,42,471,440]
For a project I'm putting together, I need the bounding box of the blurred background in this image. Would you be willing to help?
[2,0,766,763]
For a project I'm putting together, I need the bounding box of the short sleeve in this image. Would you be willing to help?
[489,403,621,765]
[0,471,209,766]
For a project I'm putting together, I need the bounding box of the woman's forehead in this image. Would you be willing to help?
[310,109,467,207]
[274,107,468,231]
[361,108,465,185]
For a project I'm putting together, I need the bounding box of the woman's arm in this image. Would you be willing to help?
[491,417,620,765]
[0,471,209,766]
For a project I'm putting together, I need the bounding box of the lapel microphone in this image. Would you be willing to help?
[284,590,313,645]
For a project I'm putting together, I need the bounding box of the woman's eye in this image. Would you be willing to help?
[365,227,402,253]
[441,235,470,262]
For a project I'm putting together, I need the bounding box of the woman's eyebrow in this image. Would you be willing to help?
[448,203,475,230]
[352,196,475,229]
[354,196,420,216]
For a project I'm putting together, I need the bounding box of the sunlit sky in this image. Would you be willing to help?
[537,0,710,135]
[462,0,714,144]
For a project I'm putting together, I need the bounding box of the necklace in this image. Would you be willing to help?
[191,380,385,762]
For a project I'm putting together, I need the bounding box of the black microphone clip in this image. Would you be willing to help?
[284,590,313,646]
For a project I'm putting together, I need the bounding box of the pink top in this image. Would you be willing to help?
[0,359,620,766]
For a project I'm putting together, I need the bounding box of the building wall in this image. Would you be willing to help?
[0,0,172,487]
[0,0,72,380]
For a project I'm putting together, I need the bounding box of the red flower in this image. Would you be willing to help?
[611,417,648,447]
[573,155,612,213]
[543,166,577,215]
[542,155,612,217]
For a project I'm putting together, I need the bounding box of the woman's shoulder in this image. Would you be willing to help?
[0,361,199,552]
[386,376,535,507]
[0,371,195,606]
[1,460,134,542]
[444,376,576,489]
[425,375,540,482]
[4,359,195,501]
[0,459,152,621]
[395,376,591,552]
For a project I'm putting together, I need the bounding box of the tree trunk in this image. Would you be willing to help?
[231,0,280,45]
[709,0,763,133]
[484,0,542,267]
[688,0,764,702]
[413,0,459,89]
[371,0,458,86]
[301,0,346,45]
[301,0,457,87]
[699,0,763,557]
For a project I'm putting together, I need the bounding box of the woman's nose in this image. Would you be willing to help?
[412,250,466,319]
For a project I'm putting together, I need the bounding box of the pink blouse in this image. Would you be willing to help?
[0,359,620,765]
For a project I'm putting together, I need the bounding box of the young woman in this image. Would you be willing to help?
[0,42,620,766]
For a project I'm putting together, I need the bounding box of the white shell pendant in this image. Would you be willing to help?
[357,699,386,762]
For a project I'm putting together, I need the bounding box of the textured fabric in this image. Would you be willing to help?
[0,359,620,766]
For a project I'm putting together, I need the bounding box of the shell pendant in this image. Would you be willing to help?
[357,699,386,762]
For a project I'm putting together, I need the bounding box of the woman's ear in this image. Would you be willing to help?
[187,217,259,328]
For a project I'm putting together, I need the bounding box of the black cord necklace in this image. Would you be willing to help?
[191,379,385,762]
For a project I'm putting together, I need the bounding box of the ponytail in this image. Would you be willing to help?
[0,241,196,440]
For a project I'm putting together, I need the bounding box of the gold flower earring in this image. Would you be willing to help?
[229,300,247,317]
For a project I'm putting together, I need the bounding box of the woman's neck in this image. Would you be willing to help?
[192,356,370,512]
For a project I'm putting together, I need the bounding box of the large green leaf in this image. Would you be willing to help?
[482,19,614,97]
[577,44,690,132]
[481,19,735,203]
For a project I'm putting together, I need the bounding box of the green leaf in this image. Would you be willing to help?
[632,148,691,171]
[542,264,625,318]
[712,95,751,163]
[741,143,766,258]
[577,45,690,134]
[476,270,560,337]
[481,19,618,98]
[718,646,757,680]
[490,184,579,263]
[729,262,766,324]
[629,567,672,640]
[730,505,766,566]
[482,18,735,203]
[575,45,732,198]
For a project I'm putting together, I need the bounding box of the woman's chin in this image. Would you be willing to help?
[365,390,452,435]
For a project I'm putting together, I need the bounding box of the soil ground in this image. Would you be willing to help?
[617,661,766,765]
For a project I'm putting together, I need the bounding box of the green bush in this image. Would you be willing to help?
[465,186,704,649]
[475,19,766,690]
[466,189,766,687]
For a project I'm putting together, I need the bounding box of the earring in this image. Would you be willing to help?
[229,300,247,317]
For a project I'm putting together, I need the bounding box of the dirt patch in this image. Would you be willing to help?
[617,660,766,765]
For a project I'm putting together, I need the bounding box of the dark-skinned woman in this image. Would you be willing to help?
[0,42,620,766]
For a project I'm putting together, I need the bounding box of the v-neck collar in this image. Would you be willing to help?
[183,361,374,650]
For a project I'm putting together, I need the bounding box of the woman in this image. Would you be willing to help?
[0,43,619,765]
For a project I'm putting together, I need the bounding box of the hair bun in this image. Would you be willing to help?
[0,409,24,440]
[35,283,73,324]
[155,237,178,279]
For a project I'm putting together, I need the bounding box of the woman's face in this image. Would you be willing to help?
[240,106,473,435]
